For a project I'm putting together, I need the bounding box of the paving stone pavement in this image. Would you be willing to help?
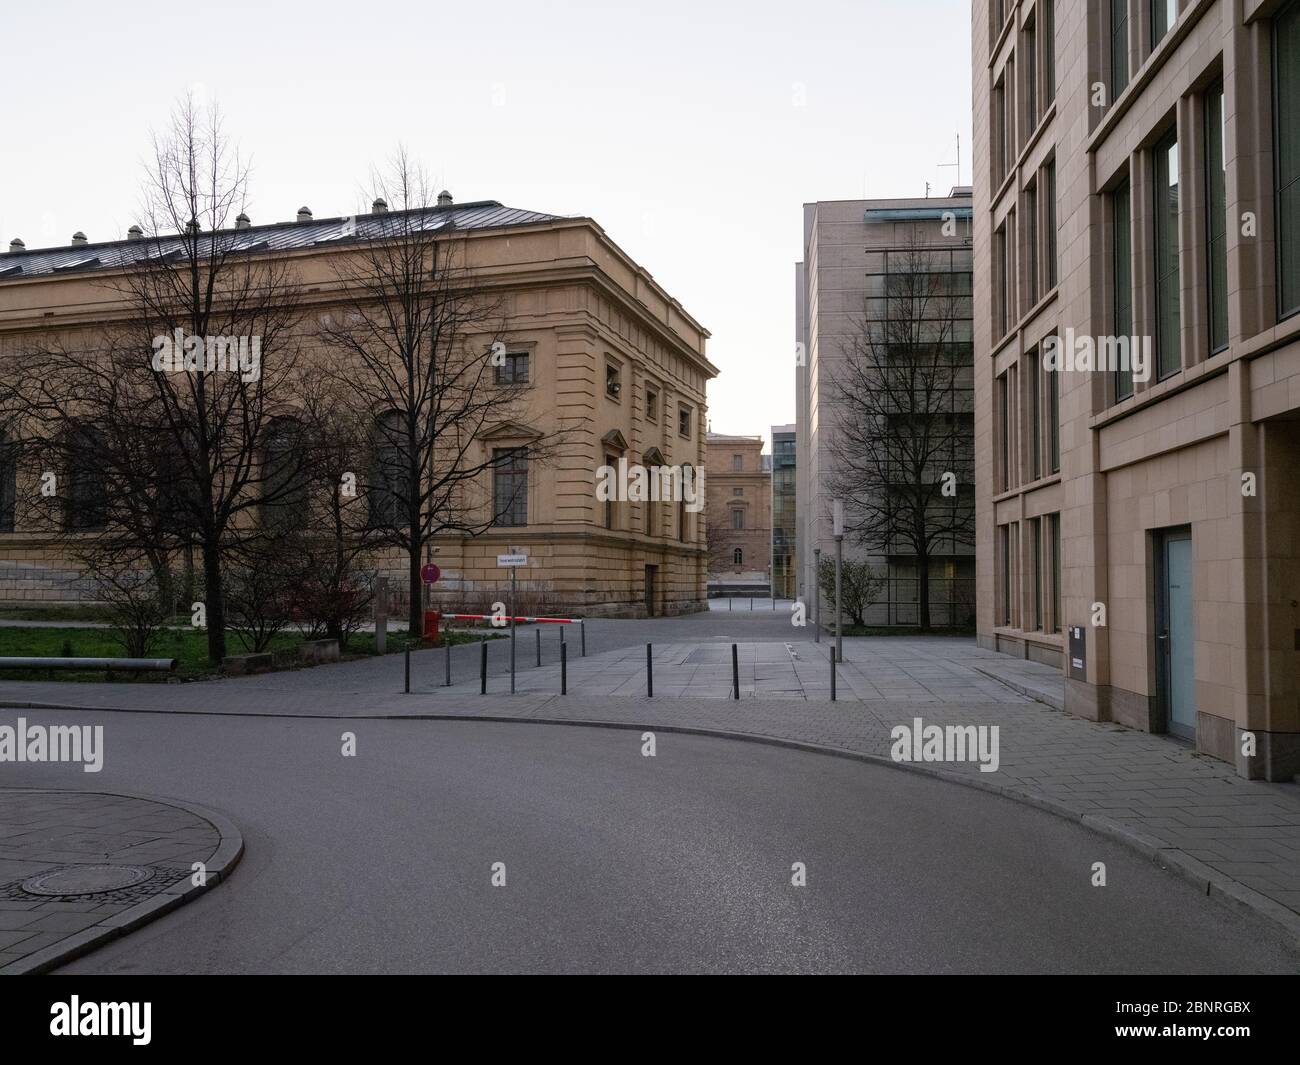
[0,789,241,973]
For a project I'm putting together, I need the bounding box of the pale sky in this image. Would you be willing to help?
[2,0,972,440]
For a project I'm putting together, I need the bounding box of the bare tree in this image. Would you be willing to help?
[816,556,886,628]
[9,95,307,663]
[319,151,568,635]
[829,237,974,632]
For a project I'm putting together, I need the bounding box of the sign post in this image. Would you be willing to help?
[497,553,528,695]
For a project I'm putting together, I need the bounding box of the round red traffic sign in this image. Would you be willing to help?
[420,563,441,584]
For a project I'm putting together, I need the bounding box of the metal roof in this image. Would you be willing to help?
[0,200,563,280]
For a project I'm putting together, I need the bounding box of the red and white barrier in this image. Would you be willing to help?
[442,614,583,624]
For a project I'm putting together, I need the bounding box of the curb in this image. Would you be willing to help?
[970,664,1065,711]
[3,703,1297,949]
[408,710,1300,947]
[0,788,244,975]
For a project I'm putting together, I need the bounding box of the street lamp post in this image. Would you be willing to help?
[833,500,844,664]
[812,547,821,643]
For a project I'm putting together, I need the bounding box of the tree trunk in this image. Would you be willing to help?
[202,536,227,663]
[407,533,423,638]
[917,552,932,633]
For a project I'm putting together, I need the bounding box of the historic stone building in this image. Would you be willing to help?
[973,0,1300,778]
[0,196,716,617]
[704,432,772,595]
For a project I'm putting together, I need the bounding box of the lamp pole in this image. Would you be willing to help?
[833,500,844,664]
[812,547,821,643]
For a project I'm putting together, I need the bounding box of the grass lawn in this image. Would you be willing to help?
[0,624,500,683]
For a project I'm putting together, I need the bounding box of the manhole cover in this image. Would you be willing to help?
[21,864,154,896]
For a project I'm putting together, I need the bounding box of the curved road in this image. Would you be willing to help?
[2,710,1294,973]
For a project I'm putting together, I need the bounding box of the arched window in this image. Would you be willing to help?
[733,547,743,566]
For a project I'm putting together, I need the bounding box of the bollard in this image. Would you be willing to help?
[830,646,836,701]
[480,638,487,695]
[535,627,541,667]
[732,643,739,700]
[561,641,567,695]
[404,645,410,694]
[445,639,451,687]
[647,643,653,698]
[580,619,586,657]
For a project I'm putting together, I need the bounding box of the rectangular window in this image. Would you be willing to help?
[1025,19,1038,132]
[1028,346,1042,481]
[995,222,1010,336]
[1277,0,1300,319]
[1111,0,1130,99]
[733,487,744,496]
[493,448,528,527]
[998,525,1012,626]
[646,389,658,423]
[993,77,1007,187]
[1151,0,1177,49]
[997,372,1011,491]
[605,363,622,399]
[732,508,744,530]
[1206,83,1228,352]
[1154,129,1182,378]
[678,406,692,438]
[732,454,743,471]
[1043,0,1055,106]
[604,453,615,529]
[1047,512,1062,632]
[1043,161,1058,289]
[1025,182,1039,306]
[0,434,14,533]
[1114,181,1135,400]
[1047,347,1060,473]
[494,351,529,385]
[1031,516,1044,631]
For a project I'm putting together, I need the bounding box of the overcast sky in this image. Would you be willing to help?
[3,0,972,442]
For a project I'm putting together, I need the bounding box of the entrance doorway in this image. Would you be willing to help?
[1155,527,1195,740]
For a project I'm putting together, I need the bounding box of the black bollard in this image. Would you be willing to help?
[647,643,653,698]
[732,643,739,700]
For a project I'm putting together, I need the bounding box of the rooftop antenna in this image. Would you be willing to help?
[937,133,962,190]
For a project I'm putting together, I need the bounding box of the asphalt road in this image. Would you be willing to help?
[3,709,1296,974]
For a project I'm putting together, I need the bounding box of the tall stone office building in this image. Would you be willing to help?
[972,0,1300,779]
[795,190,976,625]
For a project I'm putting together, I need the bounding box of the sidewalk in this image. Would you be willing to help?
[0,789,242,974]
